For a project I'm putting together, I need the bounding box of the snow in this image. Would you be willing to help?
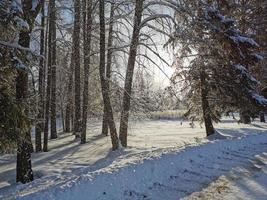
[250,91,267,106]
[251,53,264,61]
[1,118,267,199]
[229,36,259,47]
[11,0,23,13]
[234,64,258,84]
[31,0,39,11]
[183,154,267,200]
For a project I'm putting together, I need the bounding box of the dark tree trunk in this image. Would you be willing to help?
[119,0,144,147]
[101,109,109,136]
[43,4,50,152]
[200,71,215,137]
[260,112,265,122]
[101,2,115,137]
[65,58,74,133]
[49,0,57,139]
[240,111,251,124]
[16,30,33,183]
[16,0,45,181]
[35,1,45,152]
[81,0,93,144]
[99,0,119,150]
[43,62,51,152]
[73,0,82,138]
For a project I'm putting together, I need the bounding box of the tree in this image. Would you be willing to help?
[101,1,116,136]
[81,0,93,144]
[99,0,119,150]
[171,1,267,136]
[49,0,57,139]
[119,0,144,147]
[16,0,44,183]
[73,0,82,138]
[35,0,46,152]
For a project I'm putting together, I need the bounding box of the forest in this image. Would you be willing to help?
[0,0,267,199]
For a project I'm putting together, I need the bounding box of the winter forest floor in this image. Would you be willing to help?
[1,118,267,199]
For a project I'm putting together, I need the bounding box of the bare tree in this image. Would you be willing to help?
[50,0,58,139]
[99,0,119,150]
[102,1,116,136]
[73,0,82,138]
[119,0,144,147]
[81,0,93,144]
[35,0,46,152]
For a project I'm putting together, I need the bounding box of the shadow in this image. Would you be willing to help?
[215,127,266,139]
[251,123,267,129]
[0,133,109,189]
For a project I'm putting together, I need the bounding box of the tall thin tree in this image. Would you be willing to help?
[35,0,46,152]
[50,0,57,139]
[119,0,144,147]
[99,0,119,150]
[73,0,82,137]
[81,0,93,144]
[101,1,115,136]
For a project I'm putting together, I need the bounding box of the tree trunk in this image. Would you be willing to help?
[43,62,51,152]
[73,0,82,138]
[119,0,144,147]
[49,0,57,139]
[260,112,265,122]
[200,71,215,136]
[240,111,251,124]
[81,0,93,144]
[101,2,115,137]
[35,2,45,152]
[43,4,51,151]
[65,58,74,133]
[16,30,33,183]
[99,0,119,150]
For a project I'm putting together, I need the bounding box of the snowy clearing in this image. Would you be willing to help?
[1,118,267,199]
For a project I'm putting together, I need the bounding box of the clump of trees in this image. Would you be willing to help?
[170,0,267,135]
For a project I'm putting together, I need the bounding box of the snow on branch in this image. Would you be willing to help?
[229,36,259,47]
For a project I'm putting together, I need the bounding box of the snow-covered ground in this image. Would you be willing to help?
[0,118,267,199]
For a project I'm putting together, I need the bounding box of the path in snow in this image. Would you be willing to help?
[183,153,267,200]
[0,119,267,199]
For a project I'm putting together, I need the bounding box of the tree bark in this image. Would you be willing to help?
[65,57,74,133]
[260,112,265,122]
[200,71,215,136]
[35,2,45,152]
[16,0,45,183]
[240,111,251,124]
[99,0,119,150]
[49,0,57,139]
[81,0,93,144]
[119,0,144,147]
[43,4,51,152]
[16,30,33,184]
[101,2,115,136]
[73,0,82,138]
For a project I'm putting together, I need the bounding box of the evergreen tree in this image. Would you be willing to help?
[172,2,267,135]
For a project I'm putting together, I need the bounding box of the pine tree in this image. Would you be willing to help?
[172,2,267,136]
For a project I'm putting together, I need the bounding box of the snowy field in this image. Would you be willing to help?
[1,118,267,199]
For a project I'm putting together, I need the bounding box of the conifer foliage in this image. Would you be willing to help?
[172,3,266,136]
